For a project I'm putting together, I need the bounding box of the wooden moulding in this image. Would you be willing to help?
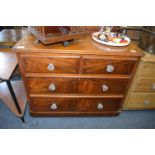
[30,111,120,117]
[29,94,124,98]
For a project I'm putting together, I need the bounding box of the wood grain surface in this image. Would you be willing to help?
[124,93,155,109]
[22,56,80,73]
[30,97,122,113]
[133,77,155,92]
[83,56,136,75]
[27,77,79,93]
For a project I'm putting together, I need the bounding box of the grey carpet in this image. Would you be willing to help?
[0,99,155,129]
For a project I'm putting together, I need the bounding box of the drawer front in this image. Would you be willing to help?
[27,77,79,93]
[22,56,80,73]
[134,77,155,92]
[83,56,136,74]
[30,97,122,113]
[77,98,121,112]
[30,98,76,112]
[137,61,155,77]
[124,93,155,109]
[79,78,129,94]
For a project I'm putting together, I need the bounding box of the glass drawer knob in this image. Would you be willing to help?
[48,83,56,91]
[97,103,104,110]
[102,85,109,92]
[106,65,114,73]
[51,103,57,110]
[47,63,55,71]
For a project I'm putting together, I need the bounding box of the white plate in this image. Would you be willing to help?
[92,32,131,47]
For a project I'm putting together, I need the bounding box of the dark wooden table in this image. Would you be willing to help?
[0,29,26,47]
[0,51,27,122]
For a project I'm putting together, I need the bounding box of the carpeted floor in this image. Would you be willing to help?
[0,99,155,129]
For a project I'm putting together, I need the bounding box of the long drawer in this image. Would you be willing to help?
[21,56,80,73]
[125,93,155,109]
[30,97,122,113]
[27,77,129,94]
[83,56,136,75]
[136,61,155,77]
[133,77,155,92]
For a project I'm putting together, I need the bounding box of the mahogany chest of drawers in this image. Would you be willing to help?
[14,34,142,116]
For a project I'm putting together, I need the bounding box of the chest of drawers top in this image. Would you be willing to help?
[14,35,142,58]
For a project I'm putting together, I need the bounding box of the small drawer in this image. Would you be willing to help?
[27,77,79,94]
[124,93,155,109]
[79,78,129,94]
[30,97,122,113]
[22,56,80,73]
[133,77,155,92]
[83,56,136,74]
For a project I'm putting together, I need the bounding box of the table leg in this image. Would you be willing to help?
[6,80,22,114]
[20,117,25,123]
